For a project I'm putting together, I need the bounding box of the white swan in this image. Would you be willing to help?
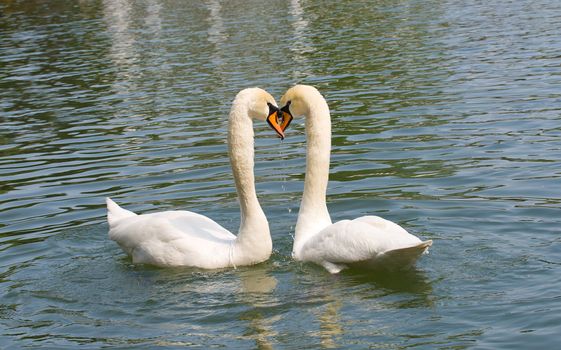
[106,88,287,268]
[278,85,432,274]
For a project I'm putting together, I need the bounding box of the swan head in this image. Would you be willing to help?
[278,85,325,133]
[236,88,285,139]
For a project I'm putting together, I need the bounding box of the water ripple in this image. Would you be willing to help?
[1,0,561,348]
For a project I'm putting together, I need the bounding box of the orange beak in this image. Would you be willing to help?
[266,110,285,140]
[279,111,293,132]
[279,102,294,133]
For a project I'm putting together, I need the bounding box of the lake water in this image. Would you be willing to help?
[1,0,561,348]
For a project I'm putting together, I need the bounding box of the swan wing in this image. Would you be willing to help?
[108,210,236,267]
[371,240,432,270]
[299,216,430,272]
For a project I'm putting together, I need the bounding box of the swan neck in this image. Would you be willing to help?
[294,93,332,253]
[228,100,271,260]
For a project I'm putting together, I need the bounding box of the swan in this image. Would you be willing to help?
[278,85,432,274]
[106,88,287,268]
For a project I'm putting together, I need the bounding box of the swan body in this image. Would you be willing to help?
[280,85,432,274]
[107,88,283,268]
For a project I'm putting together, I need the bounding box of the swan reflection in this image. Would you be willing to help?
[300,265,434,348]
[238,265,279,350]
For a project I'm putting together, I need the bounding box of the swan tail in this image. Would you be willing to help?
[381,240,432,269]
[106,197,137,226]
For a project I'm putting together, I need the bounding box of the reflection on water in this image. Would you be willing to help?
[318,301,343,349]
[239,267,278,296]
[343,268,434,297]
[1,0,561,348]
[205,0,227,85]
[103,0,135,63]
[288,0,314,80]
[238,267,278,350]
[206,0,227,46]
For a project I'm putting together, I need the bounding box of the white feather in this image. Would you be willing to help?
[107,88,277,268]
[281,85,432,273]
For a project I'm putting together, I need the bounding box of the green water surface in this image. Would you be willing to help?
[1,0,561,348]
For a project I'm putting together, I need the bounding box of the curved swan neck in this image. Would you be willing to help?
[294,88,332,253]
[228,93,271,258]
